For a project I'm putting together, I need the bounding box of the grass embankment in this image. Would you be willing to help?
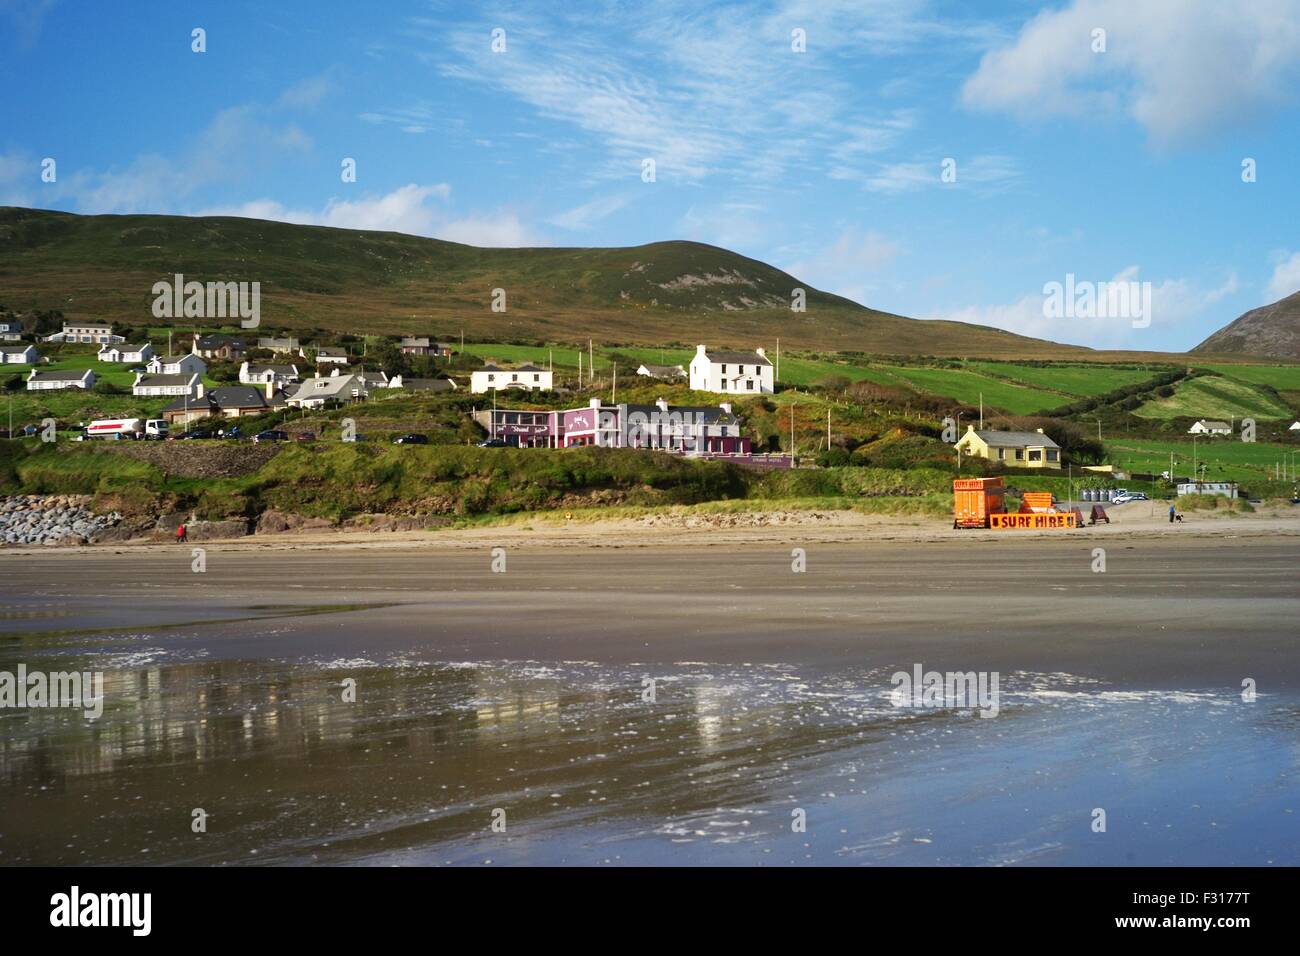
[6,439,1206,529]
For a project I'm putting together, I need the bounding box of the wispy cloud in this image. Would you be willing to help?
[962,0,1300,144]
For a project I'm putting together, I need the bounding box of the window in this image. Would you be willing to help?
[487,374,495,382]
[1015,449,1024,460]
[534,374,540,382]
[721,364,727,373]
[1046,450,1058,462]
[997,448,1005,460]
[511,374,519,382]
[738,365,745,375]
[746,380,754,390]
[721,379,727,390]
[1028,450,1042,462]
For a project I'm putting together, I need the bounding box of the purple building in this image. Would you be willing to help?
[473,398,751,454]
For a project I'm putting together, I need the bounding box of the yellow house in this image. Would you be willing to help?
[955,425,1062,469]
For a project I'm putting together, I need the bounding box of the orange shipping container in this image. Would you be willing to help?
[953,477,1005,528]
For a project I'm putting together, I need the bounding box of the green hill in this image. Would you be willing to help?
[2,205,1087,358]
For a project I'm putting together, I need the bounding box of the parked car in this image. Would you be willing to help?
[394,433,428,445]
[253,429,289,443]
[295,431,316,442]
[477,437,507,447]
[217,427,243,440]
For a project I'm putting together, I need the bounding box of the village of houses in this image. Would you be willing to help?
[4,317,1296,489]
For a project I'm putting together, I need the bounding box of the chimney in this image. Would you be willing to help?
[755,347,766,358]
[195,381,205,400]
[265,380,275,400]
[719,402,731,414]
[967,423,975,432]
[1036,427,1045,434]
[590,397,601,409]
[696,344,707,355]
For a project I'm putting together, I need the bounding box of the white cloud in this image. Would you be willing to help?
[420,2,974,186]
[548,193,633,231]
[839,154,1019,194]
[784,230,902,305]
[1266,251,1300,300]
[962,0,1300,143]
[936,268,1241,348]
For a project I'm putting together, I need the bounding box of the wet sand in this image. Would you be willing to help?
[2,517,1298,865]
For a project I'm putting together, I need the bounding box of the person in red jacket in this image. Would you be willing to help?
[177,523,187,543]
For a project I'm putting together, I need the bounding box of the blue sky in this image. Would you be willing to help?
[3,0,1299,351]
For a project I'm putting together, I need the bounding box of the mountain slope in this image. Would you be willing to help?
[1193,290,1300,358]
[2,205,1082,357]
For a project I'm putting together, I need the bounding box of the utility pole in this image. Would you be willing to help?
[979,391,983,429]
[776,338,780,382]
[589,339,593,383]
[611,364,616,404]
[578,351,583,389]
[827,407,831,450]
[789,403,795,463]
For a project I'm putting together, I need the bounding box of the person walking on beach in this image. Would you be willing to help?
[177,523,187,543]
[1168,503,1176,524]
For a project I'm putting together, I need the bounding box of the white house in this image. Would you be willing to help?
[0,318,22,342]
[285,374,369,408]
[27,369,94,390]
[132,372,200,397]
[470,363,553,394]
[45,322,123,345]
[1188,419,1232,436]
[258,336,299,353]
[146,353,207,376]
[239,361,300,387]
[0,344,38,364]
[302,346,350,366]
[688,345,774,395]
[636,363,687,381]
[98,342,154,364]
[1177,481,1238,498]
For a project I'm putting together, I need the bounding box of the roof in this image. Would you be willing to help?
[246,363,298,374]
[135,374,195,387]
[702,349,771,366]
[153,354,198,364]
[624,403,738,426]
[0,344,34,354]
[315,346,347,356]
[637,364,686,377]
[160,385,285,413]
[286,374,367,402]
[1195,420,1231,429]
[400,336,430,346]
[968,429,1060,449]
[478,363,544,372]
[29,369,91,381]
[101,342,148,351]
[400,377,456,392]
[64,322,112,330]
[196,335,246,347]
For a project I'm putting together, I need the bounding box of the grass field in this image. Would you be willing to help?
[1193,363,1300,390]
[1135,375,1292,421]
[1105,435,1299,484]
[965,361,1163,397]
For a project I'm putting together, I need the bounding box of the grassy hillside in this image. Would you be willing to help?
[2,205,1100,358]
[1134,374,1292,421]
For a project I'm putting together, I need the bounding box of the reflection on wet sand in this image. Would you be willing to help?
[2,656,1298,866]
